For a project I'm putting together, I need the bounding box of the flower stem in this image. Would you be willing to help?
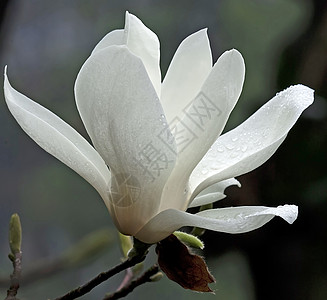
[5,251,22,300]
[53,254,146,300]
[103,265,159,300]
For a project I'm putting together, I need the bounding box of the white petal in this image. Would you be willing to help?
[90,13,161,95]
[158,50,245,212]
[75,46,177,235]
[91,29,124,55]
[4,67,111,203]
[124,12,161,96]
[197,178,241,196]
[190,85,314,197]
[135,205,298,243]
[173,49,245,165]
[189,178,240,208]
[161,29,212,123]
[188,192,226,208]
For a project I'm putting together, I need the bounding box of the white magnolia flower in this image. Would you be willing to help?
[4,12,314,244]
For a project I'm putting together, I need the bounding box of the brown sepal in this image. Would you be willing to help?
[156,234,215,292]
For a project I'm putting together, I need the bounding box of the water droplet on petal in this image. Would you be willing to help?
[241,145,247,152]
[217,145,224,153]
[211,161,221,170]
[201,169,209,175]
[262,128,270,138]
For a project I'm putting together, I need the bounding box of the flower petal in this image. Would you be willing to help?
[124,12,161,96]
[188,192,226,208]
[75,46,177,235]
[172,49,244,161]
[91,29,124,55]
[161,29,212,123]
[4,67,111,204]
[197,178,241,196]
[158,50,245,212]
[188,178,240,208]
[135,205,298,243]
[90,13,161,95]
[189,85,314,197]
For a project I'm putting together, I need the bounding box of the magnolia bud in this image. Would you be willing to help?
[173,231,204,249]
[150,272,163,282]
[9,213,22,256]
[118,233,133,258]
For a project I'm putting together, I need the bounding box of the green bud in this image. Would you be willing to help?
[150,272,163,282]
[118,233,133,258]
[173,231,204,250]
[9,213,22,255]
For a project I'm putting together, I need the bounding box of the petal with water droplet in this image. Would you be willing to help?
[189,84,314,197]
[158,49,245,212]
[135,205,298,243]
[75,46,177,235]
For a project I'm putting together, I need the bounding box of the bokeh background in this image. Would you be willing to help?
[0,0,326,299]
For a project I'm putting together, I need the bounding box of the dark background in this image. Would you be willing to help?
[0,0,326,299]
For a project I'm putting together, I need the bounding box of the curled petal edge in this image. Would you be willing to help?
[135,204,298,244]
[189,178,241,208]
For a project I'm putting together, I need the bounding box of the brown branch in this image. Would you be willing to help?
[103,265,159,300]
[1,228,114,288]
[5,251,22,300]
[0,256,70,288]
[52,254,147,300]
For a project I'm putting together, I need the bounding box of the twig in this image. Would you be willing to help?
[103,265,159,300]
[5,251,22,300]
[0,228,113,288]
[0,256,68,288]
[52,254,147,300]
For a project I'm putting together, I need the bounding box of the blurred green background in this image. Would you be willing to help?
[0,0,326,299]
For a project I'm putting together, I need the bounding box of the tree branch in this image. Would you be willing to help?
[103,265,160,300]
[52,254,147,300]
[5,251,22,300]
